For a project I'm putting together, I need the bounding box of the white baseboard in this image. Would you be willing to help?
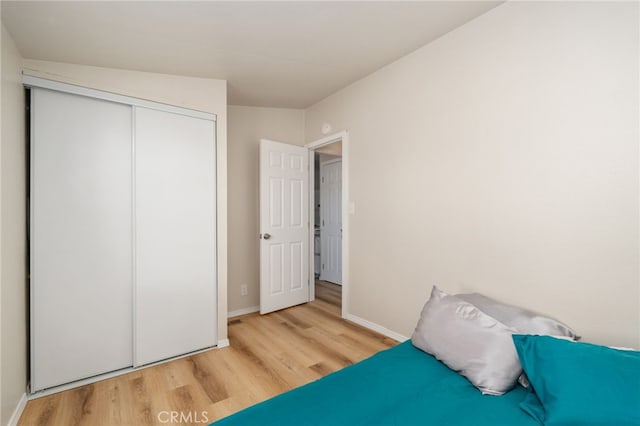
[228,305,259,318]
[7,392,28,426]
[217,338,230,348]
[343,313,409,342]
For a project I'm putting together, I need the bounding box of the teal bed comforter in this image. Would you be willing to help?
[213,341,537,426]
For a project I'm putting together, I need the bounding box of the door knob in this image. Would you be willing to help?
[263,233,271,240]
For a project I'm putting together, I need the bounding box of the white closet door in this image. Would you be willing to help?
[134,107,217,366]
[31,89,133,391]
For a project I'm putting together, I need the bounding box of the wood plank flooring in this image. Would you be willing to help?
[18,294,396,425]
[315,280,341,307]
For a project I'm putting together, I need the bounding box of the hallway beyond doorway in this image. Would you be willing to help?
[315,280,341,308]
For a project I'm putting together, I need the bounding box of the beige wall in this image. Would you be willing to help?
[1,24,27,425]
[305,2,639,347]
[227,105,305,314]
[22,59,229,342]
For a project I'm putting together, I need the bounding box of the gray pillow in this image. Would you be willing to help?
[457,292,579,340]
[411,286,522,395]
[457,291,579,389]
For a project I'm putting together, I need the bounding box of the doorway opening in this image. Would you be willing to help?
[315,153,341,309]
[306,131,348,316]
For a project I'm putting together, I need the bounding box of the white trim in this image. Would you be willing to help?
[305,131,349,318]
[7,393,28,426]
[308,152,316,302]
[343,313,409,343]
[131,106,138,368]
[23,75,216,122]
[227,305,259,318]
[217,339,230,348]
[29,88,36,394]
[213,118,220,351]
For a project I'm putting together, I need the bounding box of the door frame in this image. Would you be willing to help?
[305,130,349,318]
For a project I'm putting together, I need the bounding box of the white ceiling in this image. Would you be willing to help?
[2,1,501,108]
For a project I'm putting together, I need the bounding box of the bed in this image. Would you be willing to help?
[214,286,640,426]
[213,340,536,426]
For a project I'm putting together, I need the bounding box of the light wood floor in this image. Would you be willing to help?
[315,280,341,308]
[19,292,396,425]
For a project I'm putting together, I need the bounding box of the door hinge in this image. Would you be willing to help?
[322,264,325,269]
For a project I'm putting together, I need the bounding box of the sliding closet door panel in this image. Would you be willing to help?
[135,107,216,366]
[31,89,133,391]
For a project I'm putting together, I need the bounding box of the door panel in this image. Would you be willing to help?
[31,88,133,391]
[320,160,342,285]
[134,107,216,366]
[260,139,309,314]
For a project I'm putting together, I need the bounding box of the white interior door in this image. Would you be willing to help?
[31,88,133,391]
[320,159,342,285]
[135,107,217,366]
[260,139,309,314]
